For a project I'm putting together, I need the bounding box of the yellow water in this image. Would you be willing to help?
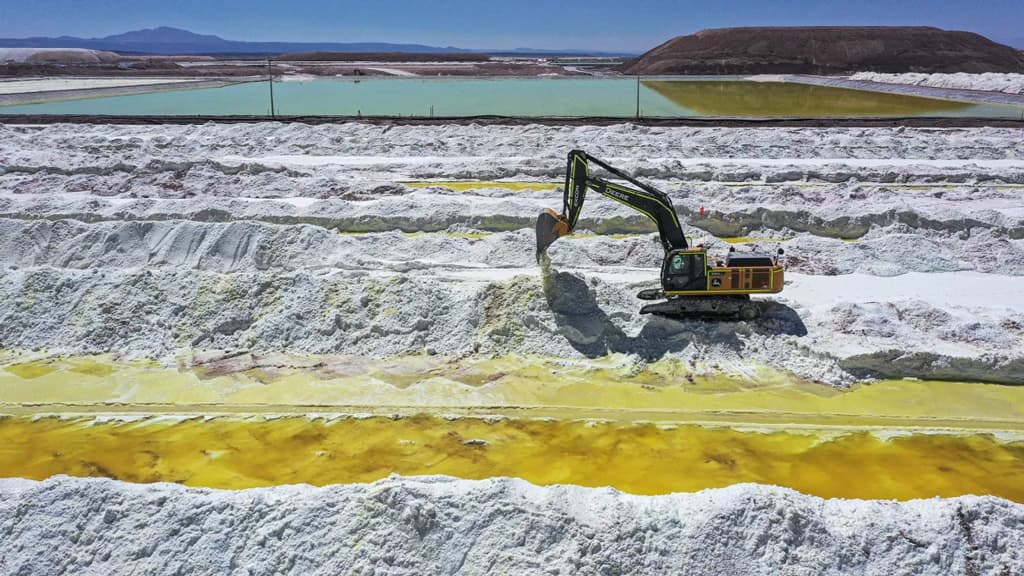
[644,80,974,117]
[3,353,1022,499]
[1,415,1021,500]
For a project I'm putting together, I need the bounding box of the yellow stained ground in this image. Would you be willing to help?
[2,354,1023,430]
[339,229,641,240]
[401,181,556,192]
[1,415,1021,500]
[720,236,791,244]
[400,230,491,239]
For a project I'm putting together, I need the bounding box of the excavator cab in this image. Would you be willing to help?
[663,246,783,296]
[663,249,708,291]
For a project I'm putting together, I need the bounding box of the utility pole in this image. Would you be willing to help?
[635,75,640,120]
[267,59,276,118]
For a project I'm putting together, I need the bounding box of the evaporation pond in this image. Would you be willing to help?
[1,415,1022,501]
[2,78,1021,118]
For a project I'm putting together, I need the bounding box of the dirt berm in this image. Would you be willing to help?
[622,26,1024,75]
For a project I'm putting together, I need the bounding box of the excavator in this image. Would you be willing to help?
[535,150,784,320]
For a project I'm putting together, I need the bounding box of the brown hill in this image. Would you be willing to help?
[622,27,1024,75]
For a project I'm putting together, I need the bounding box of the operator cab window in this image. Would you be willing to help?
[666,252,706,290]
[670,253,705,278]
[671,254,688,275]
[689,254,705,277]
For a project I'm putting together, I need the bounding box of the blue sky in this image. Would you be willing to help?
[2,0,1021,51]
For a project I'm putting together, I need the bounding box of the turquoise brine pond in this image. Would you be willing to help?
[2,78,1022,118]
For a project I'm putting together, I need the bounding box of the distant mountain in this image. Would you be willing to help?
[0,26,629,56]
[0,26,470,54]
[101,27,225,46]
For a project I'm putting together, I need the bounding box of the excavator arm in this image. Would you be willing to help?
[536,150,688,261]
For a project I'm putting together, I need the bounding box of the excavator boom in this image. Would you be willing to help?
[535,150,688,261]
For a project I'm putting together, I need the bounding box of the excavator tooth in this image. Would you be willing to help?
[535,209,570,262]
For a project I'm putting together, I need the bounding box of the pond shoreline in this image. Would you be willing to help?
[789,74,1024,106]
[0,77,259,106]
[2,113,1023,127]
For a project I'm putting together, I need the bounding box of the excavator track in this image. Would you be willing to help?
[638,292,761,320]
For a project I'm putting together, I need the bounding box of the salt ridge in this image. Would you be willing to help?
[0,475,1021,575]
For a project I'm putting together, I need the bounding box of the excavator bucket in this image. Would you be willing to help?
[535,151,590,263]
[535,209,570,262]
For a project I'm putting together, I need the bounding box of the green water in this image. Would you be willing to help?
[2,78,1021,118]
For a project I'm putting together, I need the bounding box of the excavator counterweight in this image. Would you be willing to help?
[536,150,784,320]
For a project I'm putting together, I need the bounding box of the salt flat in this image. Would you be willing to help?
[0,77,206,95]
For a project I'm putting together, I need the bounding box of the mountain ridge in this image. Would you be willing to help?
[0,26,632,56]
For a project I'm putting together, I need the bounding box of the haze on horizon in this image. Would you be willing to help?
[2,0,1022,52]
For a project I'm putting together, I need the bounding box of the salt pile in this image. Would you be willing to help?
[1,475,1021,576]
[849,72,1024,95]
[0,48,120,64]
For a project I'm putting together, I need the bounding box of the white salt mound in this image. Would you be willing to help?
[0,48,121,64]
[849,72,1024,95]
[0,475,1021,575]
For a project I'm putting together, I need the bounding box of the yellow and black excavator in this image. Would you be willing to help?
[536,150,784,320]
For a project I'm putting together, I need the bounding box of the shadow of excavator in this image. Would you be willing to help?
[543,270,807,360]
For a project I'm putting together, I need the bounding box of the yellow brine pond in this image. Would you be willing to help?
[1,352,1022,500]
